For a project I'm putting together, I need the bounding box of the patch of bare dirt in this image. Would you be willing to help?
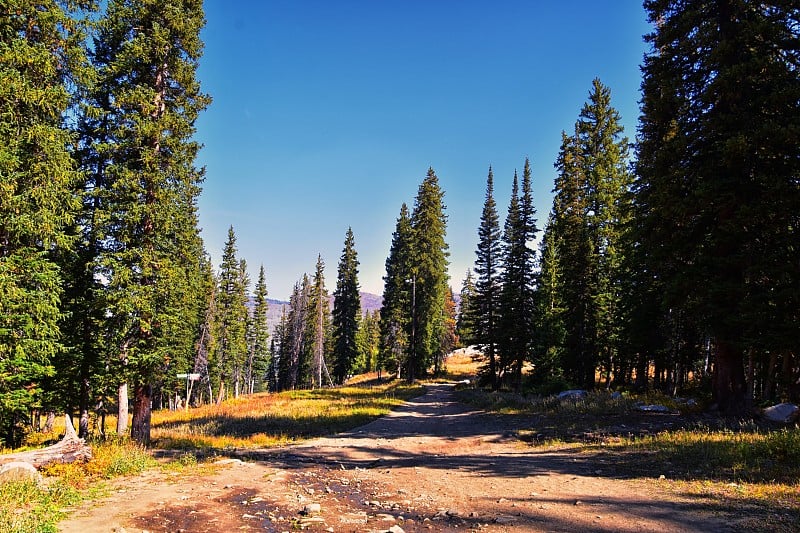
[59,384,748,532]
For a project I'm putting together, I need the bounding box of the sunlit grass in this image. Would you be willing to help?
[602,427,800,484]
[151,380,425,450]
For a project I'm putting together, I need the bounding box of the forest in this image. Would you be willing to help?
[1,0,798,451]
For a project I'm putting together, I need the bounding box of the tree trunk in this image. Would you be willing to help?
[713,339,747,414]
[763,350,779,402]
[130,383,152,446]
[117,382,128,436]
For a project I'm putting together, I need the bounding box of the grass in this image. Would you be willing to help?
[0,378,424,532]
[457,384,800,528]
[151,379,425,450]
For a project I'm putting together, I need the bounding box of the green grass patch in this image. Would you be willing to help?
[0,479,81,533]
[602,427,800,484]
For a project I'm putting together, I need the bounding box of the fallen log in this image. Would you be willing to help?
[0,415,92,470]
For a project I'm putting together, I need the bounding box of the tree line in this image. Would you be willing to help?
[1,1,798,449]
[453,3,799,416]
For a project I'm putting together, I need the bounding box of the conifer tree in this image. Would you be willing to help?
[534,214,567,384]
[78,0,210,444]
[379,204,414,377]
[456,270,477,347]
[332,228,361,384]
[437,287,459,374]
[498,161,539,390]
[409,168,450,381]
[471,168,503,389]
[635,1,800,409]
[0,0,89,446]
[214,228,249,402]
[306,255,330,388]
[546,80,631,390]
[355,310,380,373]
[246,265,270,394]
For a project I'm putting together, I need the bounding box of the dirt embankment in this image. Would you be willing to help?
[59,384,741,532]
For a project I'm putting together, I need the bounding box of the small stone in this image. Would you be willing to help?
[302,503,321,515]
[574,500,582,506]
[388,525,406,533]
[659,474,666,480]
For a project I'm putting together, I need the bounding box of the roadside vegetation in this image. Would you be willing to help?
[457,383,800,529]
[0,379,423,532]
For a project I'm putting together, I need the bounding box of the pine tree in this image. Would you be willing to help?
[456,270,477,347]
[551,127,596,389]
[471,167,503,389]
[546,80,631,390]
[332,228,361,384]
[0,0,89,446]
[498,161,539,391]
[409,168,450,381]
[576,79,632,389]
[379,204,414,377]
[306,255,331,388]
[78,0,210,444]
[214,227,248,402]
[246,265,270,394]
[534,214,567,385]
[635,1,800,410]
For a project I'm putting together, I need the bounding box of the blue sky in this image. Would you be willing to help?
[196,1,652,300]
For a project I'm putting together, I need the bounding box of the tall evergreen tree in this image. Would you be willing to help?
[471,167,503,389]
[306,255,330,388]
[246,265,270,394]
[379,204,414,377]
[0,0,89,446]
[409,168,450,381]
[546,80,631,390]
[635,1,800,410]
[332,228,361,384]
[456,270,477,347]
[534,214,567,384]
[498,161,539,390]
[214,227,248,402]
[78,0,210,444]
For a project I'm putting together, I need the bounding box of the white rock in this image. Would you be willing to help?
[558,390,587,400]
[303,503,321,515]
[763,403,800,423]
[0,462,42,485]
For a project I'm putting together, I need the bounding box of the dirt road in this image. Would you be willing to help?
[59,384,739,532]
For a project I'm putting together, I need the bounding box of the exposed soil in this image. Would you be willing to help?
[58,384,756,532]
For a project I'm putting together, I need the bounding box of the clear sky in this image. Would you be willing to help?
[195,1,652,300]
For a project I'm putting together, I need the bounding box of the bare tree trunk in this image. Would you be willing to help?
[43,411,55,433]
[130,383,152,446]
[117,383,128,436]
[713,339,747,414]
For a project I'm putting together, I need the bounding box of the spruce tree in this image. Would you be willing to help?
[332,228,361,384]
[0,0,89,446]
[456,270,477,347]
[409,168,450,381]
[471,167,503,389]
[306,255,330,388]
[214,228,249,402]
[498,162,539,391]
[246,265,270,394]
[635,1,800,410]
[79,0,210,444]
[379,204,414,378]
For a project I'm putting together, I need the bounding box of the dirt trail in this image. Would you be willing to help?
[59,384,737,532]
